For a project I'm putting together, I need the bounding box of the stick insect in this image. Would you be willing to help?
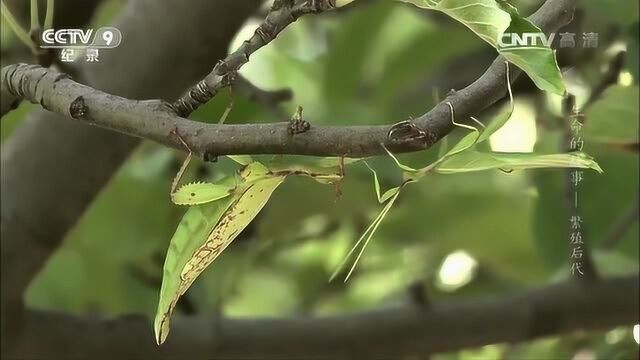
[154,130,346,345]
[330,61,603,282]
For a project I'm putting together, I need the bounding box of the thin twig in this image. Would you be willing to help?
[171,0,336,116]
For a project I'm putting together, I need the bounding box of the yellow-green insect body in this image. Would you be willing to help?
[154,198,228,344]
[179,176,285,291]
[154,156,342,345]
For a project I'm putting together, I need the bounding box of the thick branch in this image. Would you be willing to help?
[8,275,638,359]
[1,0,576,157]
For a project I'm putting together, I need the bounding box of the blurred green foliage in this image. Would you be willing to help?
[1,0,637,358]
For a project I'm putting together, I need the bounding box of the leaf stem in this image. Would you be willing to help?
[44,0,54,29]
[1,1,36,50]
[30,0,39,30]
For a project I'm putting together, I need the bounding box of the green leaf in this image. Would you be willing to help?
[497,2,565,94]
[397,0,565,94]
[398,0,511,45]
[435,151,604,174]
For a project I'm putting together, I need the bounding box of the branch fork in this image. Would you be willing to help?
[171,0,336,117]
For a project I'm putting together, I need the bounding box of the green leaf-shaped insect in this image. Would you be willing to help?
[330,62,602,281]
[154,137,346,345]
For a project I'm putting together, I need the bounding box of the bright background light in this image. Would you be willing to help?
[489,99,537,153]
[619,71,634,87]
[436,250,478,291]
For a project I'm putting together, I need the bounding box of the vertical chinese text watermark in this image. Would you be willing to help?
[568,109,587,277]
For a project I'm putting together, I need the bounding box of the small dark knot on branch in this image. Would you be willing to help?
[69,96,88,119]
[287,105,311,135]
[386,119,429,147]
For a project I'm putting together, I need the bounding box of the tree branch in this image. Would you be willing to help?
[7,275,638,359]
[171,0,337,116]
[1,0,577,157]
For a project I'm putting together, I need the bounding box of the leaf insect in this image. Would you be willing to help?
[154,124,346,345]
[330,61,602,282]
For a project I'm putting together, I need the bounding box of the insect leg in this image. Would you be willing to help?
[218,86,235,125]
[169,129,194,196]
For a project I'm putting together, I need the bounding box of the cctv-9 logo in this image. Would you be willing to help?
[91,27,122,48]
[41,27,122,49]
